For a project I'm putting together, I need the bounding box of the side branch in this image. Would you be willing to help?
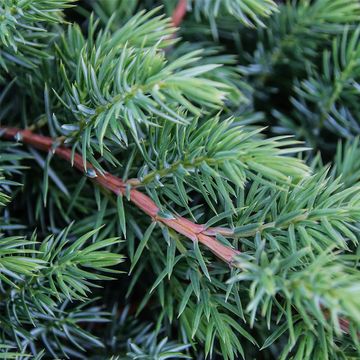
[172,0,187,27]
[0,127,239,265]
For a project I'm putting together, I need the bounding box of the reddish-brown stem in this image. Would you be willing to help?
[172,0,187,27]
[339,318,351,334]
[0,127,239,265]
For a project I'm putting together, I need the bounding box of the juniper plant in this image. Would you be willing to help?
[0,1,359,359]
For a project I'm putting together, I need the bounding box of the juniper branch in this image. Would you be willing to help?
[0,126,355,338]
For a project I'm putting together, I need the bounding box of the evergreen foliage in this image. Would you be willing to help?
[232,0,360,152]
[0,1,359,359]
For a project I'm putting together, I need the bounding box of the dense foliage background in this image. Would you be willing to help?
[1,1,360,359]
